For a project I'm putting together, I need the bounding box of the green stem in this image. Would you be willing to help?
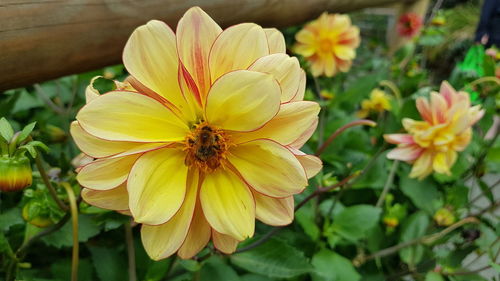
[125,220,137,281]
[315,119,377,156]
[61,182,79,281]
[375,160,399,208]
[463,76,500,90]
[34,154,69,211]
[379,80,402,106]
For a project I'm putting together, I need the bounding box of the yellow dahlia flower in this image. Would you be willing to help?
[357,88,392,118]
[384,82,484,179]
[71,7,322,260]
[294,12,360,77]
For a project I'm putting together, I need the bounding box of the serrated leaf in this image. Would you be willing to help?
[0,117,14,142]
[230,238,312,278]
[0,207,24,232]
[18,122,36,143]
[332,205,381,242]
[311,249,361,281]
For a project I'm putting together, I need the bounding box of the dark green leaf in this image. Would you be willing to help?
[425,272,444,281]
[200,256,241,281]
[230,238,312,278]
[89,246,128,281]
[332,205,381,241]
[400,175,442,214]
[42,215,100,248]
[399,211,429,266]
[143,259,171,281]
[18,122,37,143]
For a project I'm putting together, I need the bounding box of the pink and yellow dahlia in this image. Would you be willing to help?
[71,7,322,260]
[294,13,360,77]
[384,81,484,179]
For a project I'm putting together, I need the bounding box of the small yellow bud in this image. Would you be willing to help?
[383,216,399,228]
[433,207,456,226]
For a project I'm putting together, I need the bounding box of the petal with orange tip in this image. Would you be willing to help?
[177,7,222,98]
[253,191,294,226]
[212,230,239,254]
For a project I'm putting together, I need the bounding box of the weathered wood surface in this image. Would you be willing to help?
[0,0,414,91]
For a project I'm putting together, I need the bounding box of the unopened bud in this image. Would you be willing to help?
[0,155,33,192]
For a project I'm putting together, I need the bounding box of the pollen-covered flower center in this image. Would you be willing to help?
[184,123,229,172]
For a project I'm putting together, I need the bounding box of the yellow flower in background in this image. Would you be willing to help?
[433,207,455,226]
[71,7,322,260]
[357,88,392,118]
[384,81,484,179]
[294,13,360,77]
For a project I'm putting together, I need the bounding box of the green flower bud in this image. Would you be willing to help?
[0,155,33,192]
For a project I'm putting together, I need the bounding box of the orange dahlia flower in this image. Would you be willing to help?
[294,13,360,77]
[397,13,423,38]
[384,81,484,179]
[71,7,322,260]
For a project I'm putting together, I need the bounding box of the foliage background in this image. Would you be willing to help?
[0,1,499,280]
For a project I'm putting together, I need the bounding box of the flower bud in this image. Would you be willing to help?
[22,200,54,228]
[383,216,399,228]
[0,155,33,192]
[433,207,456,227]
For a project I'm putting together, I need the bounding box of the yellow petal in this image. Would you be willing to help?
[264,28,286,54]
[77,91,189,142]
[289,117,318,149]
[228,139,308,197]
[333,45,355,60]
[123,20,193,120]
[295,28,316,45]
[212,230,239,254]
[128,148,188,225]
[410,150,434,179]
[324,54,337,77]
[231,101,320,145]
[253,191,294,226]
[248,54,302,102]
[70,121,166,158]
[85,76,102,103]
[296,153,322,179]
[177,7,222,98]
[310,59,325,77]
[433,152,451,175]
[81,184,129,211]
[209,23,269,81]
[200,170,255,241]
[291,70,307,101]
[177,202,211,259]
[141,171,199,260]
[205,70,280,131]
[77,154,140,190]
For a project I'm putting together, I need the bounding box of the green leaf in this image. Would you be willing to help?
[89,246,128,281]
[400,175,442,214]
[200,256,241,281]
[42,214,100,248]
[0,117,14,142]
[399,211,429,266]
[425,272,444,281]
[478,180,494,203]
[143,259,171,281]
[295,203,320,241]
[51,258,94,281]
[178,259,201,272]
[0,207,24,232]
[311,249,361,281]
[241,274,275,281]
[230,238,312,278]
[18,122,36,143]
[332,205,381,241]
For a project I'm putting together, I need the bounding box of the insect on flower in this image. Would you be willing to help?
[72,7,322,260]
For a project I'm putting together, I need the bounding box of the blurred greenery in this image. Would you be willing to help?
[1,1,499,281]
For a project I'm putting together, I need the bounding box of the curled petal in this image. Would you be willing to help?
[77,154,140,190]
[387,145,423,162]
[383,134,415,145]
[212,230,239,254]
[253,191,294,226]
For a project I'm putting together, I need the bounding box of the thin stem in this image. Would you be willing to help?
[379,80,402,106]
[354,217,479,266]
[315,119,377,156]
[125,220,137,281]
[376,161,399,208]
[34,154,69,211]
[61,182,79,281]
[34,84,66,115]
[463,76,500,90]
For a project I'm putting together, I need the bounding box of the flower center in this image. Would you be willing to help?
[319,39,333,53]
[184,122,229,172]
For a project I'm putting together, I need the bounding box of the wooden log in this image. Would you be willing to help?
[0,0,414,91]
